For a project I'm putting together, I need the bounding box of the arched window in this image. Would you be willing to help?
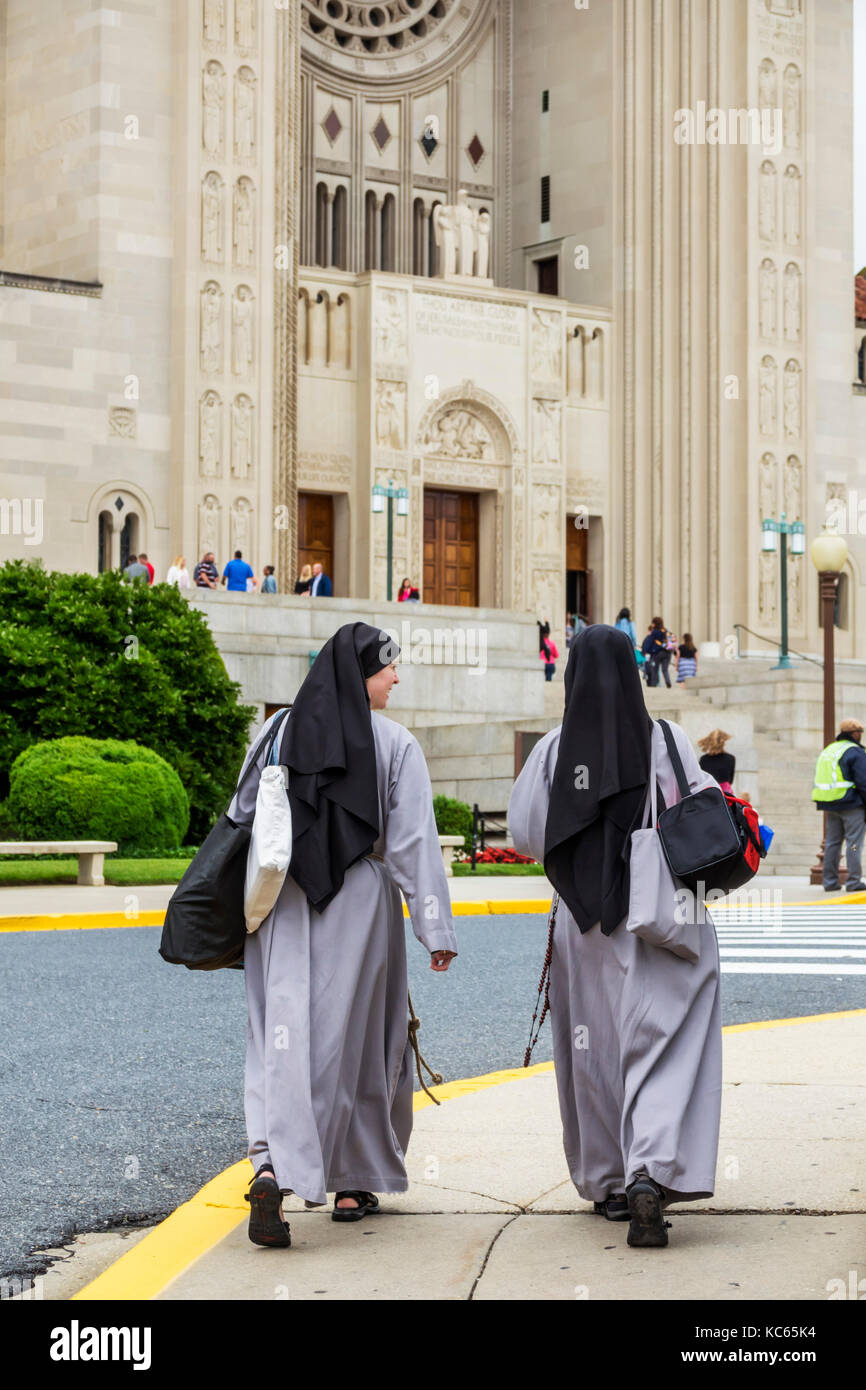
[314,182,329,266]
[364,190,378,269]
[331,185,347,270]
[428,201,441,276]
[380,193,396,271]
[412,198,426,277]
[98,511,113,573]
[120,513,139,570]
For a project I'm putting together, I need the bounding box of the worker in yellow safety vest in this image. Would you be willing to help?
[812,717,866,892]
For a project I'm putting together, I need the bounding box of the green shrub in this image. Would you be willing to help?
[0,560,255,841]
[7,736,190,853]
[432,794,474,852]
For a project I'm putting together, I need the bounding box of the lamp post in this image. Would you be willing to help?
[809,530,849,885]
[761,512,805,670]
[371,479,409,602]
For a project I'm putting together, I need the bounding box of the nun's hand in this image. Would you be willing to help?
[430,950,456,972]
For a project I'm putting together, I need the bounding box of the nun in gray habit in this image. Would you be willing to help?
[508,624,723,1248]
[229,622,457,1247]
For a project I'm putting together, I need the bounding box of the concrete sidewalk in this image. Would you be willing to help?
[0,873,853,922]
[32,1009,864,1301]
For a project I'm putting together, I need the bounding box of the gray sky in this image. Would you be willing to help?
[856,0,865,270]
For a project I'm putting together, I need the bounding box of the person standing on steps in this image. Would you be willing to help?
[812,717,866,893]
[233,622,457,1248]
[508,624,724,1249]
[698,729,736,793]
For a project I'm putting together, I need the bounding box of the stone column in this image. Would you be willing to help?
[273,0,301,592]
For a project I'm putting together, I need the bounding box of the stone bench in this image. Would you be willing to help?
[0,841,118,887]
[437,835,465,879]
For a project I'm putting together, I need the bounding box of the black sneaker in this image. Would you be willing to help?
[626,1175,671,1248]
[593,1193,630,1222]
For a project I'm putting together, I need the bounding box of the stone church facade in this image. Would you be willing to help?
[0,0,860,659]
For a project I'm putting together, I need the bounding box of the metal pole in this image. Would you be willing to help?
[811,571,842,885]
[386,482,393,602]
[779,526,790,667]
[772,519,791,671]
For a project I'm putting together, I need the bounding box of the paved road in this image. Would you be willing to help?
[1,911,863,1281]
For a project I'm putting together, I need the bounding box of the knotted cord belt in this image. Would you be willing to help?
[408,990,443,1104]
[366,853,444,1105]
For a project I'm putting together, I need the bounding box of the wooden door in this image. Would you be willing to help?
[297,492,333,579]
[423,489,478,606]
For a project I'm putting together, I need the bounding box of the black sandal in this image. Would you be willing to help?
[331,1190,379,1223]
[593,1193,629,1222]
[245,1169,291,1248]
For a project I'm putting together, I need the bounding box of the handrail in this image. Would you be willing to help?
[733,622,823,669]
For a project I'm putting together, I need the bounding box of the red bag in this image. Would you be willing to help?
[721,791,764,875]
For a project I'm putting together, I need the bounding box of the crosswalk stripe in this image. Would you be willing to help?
[720,962,866,974]
[718,948,866,958]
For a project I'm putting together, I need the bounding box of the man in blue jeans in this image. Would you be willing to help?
[221,550,257,592]
[812,717,866,892]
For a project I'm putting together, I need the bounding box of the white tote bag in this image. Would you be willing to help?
[244,726,292,933]
[626,726,701,963]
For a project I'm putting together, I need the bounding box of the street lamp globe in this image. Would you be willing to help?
[810,531,848,574]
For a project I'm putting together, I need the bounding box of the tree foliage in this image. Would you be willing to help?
[0,561,255,841]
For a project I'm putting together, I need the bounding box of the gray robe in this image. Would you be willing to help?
[230,711,458,1206]
[508,718,723,1203]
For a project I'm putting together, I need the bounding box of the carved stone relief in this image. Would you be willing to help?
[531,308,562,382]
[375,381,406,450]
[759,451,777,520]
[233,177,255,268]
[231,285,255,375]
[426,408,494,460]
[374,289,407,360]
[784,453,802,521]
[199,493,221,556]
[202,61,225,158]
[759,160,776,241]
[532,399,561,466]
[759,259,777,339]
[199,390,222,477]
[783,64,801,149]
[230,497,253,556]
[109,406,136,438]
[783,262,801,342]
[200,281,223,373]
[234,67,257,160]
[202,172,224,263]
[231,394,254,479]
[783,165,801,246]
[759,551,777,622]
[759,356,778,437]
[783,358,801,440]
[531,484,561,553]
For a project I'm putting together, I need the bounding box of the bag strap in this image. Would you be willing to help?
[657,718,691,801]
[231,706,291,808]
[640,724,659,828]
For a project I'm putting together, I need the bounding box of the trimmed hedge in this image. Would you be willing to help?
[7,736,190,853]
[433,794,474,852]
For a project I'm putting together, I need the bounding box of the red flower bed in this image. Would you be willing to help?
[458,846,536,865]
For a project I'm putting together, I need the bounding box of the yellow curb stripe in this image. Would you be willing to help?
[8,889,865,935]
[721,1007,866,1033]
[71,1006,864,1302]
[0,911,165,933]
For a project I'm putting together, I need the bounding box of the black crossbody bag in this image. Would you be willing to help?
[655,718,761,895]
[159,707,291,972]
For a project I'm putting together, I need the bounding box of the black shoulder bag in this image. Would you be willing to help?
[655,718,761,895]
[159,707,291,972]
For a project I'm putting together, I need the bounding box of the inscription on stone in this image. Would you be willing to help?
[414,295,522,347]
